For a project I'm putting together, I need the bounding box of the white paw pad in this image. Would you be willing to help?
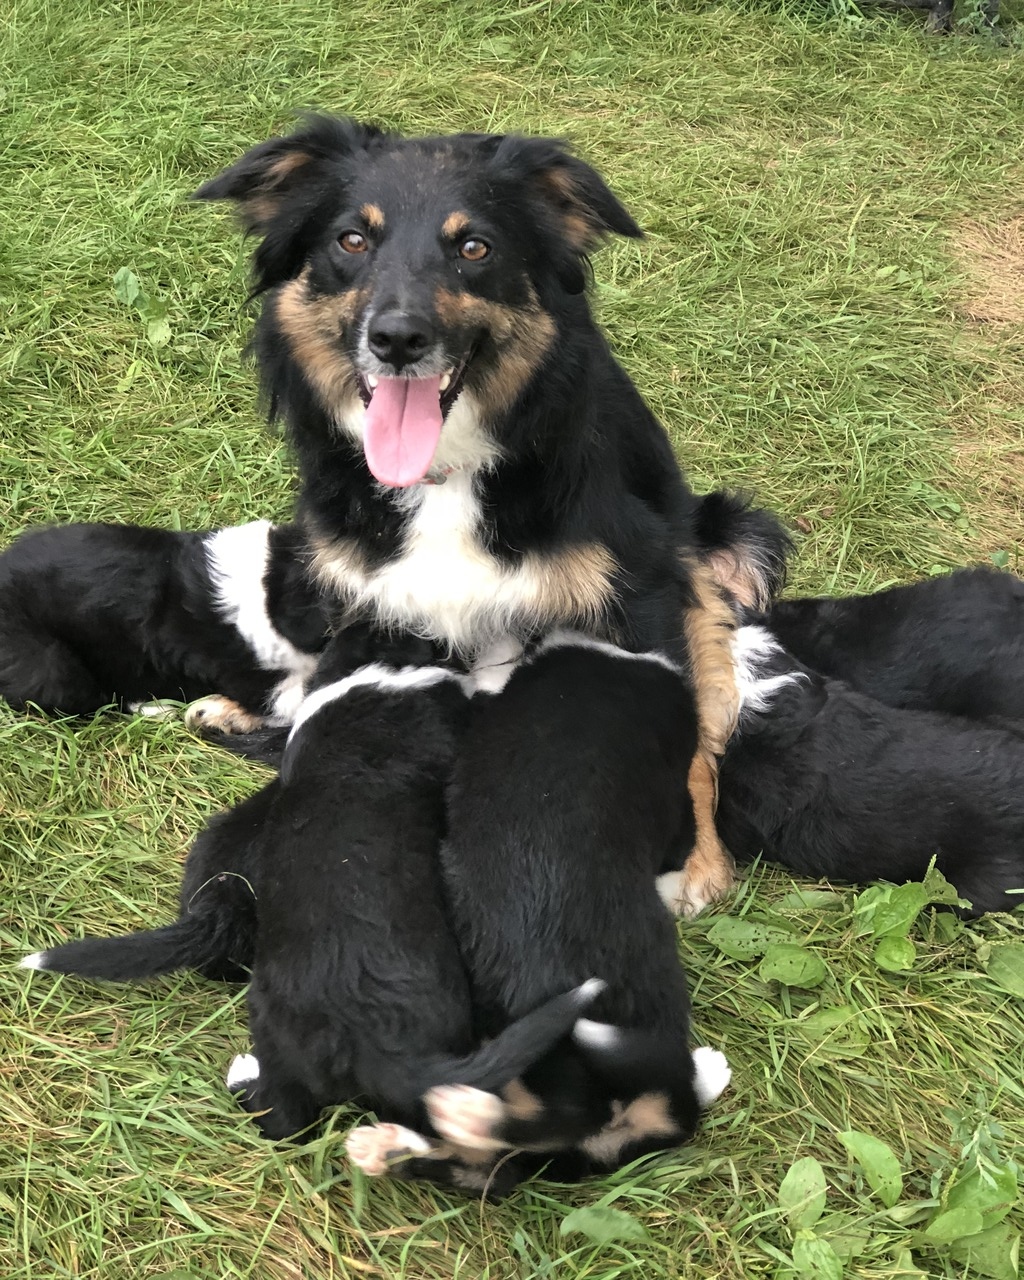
[424,1084,507,1151]
[226,1052,260,1091]
[692,1046,731,1108]
[345,1123,432,1176]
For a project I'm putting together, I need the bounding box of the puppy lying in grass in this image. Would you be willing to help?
[716,622,1024,916]
[349,632,731,1191]
[24,626,595,1183]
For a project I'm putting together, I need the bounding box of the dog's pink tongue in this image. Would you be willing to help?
[363,376,444,487]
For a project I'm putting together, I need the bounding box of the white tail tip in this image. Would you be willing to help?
[19,952,46,971]
[226,1052,260,1091]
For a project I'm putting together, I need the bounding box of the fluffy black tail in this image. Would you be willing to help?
[694,490,794,610]
[385,980,603,1106]
[22,884,254,984]
[196,724,291,767]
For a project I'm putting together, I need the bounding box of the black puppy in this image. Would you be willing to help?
[766,566,1024,727]
[349,633,730,1189]
[0,520,326,730]
[23,627,594,1162]
[716,622,1024,915]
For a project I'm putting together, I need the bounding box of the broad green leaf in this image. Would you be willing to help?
[759,944,828,989]
[147,315,172,347]
[870,882,929,937]
[837,1130,904,1208]
[777,890,845,911]
[921,864,966,906]
[791,1232,843,1280]
[705,917,794,960]
[874,935,916,973]
[925,1204,985,1242]
[949,1223,1021,1280]
[946,1164,1018,1229]
[985,945,1024,998]
[792,1006,870,1058]
[113,266,142,307]
[560,1205,648,1244]
[779,1156,827,1229]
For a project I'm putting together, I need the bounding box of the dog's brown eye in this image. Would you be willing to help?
[339,231,368,254]
[459,238,490,262]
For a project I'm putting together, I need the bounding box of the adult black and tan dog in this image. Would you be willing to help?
[715,622,1024,915]
[23,627,596,1174]
[0,519,326,728]
[186,115,793,912]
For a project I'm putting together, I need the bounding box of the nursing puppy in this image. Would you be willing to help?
[0,520,326,728]
[765,566,1024,727]
[24,626,594,1155]
[716,624,1024,915]
[350,634,730,1190]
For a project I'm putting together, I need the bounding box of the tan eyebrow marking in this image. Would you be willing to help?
[442,211,471,239]
[360,203,385,230]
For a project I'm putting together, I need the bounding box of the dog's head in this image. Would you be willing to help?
[194,116,642,487]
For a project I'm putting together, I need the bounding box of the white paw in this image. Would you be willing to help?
[692,1046,731,1108]
[424,1084,508,1151]
[345,1123,433,1176]
[226,1052,260,1091]
[470,638,525,694]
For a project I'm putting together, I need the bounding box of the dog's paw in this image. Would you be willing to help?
[226,1052,260,1093]
[345,1123,433,1176]
[692,1046,731,1108]
[672,850,737,919]
[185,696,265,736]
[424,1085,508,1151]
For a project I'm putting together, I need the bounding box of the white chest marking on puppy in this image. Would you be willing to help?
[732,625,803,720]
[204,521,319,681]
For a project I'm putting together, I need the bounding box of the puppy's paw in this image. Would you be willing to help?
[692,1046,731,1108]
[185,695,265,736]
[425,1085,508,1151]
[345,1123,433,1176]
[226,1052,260,1093]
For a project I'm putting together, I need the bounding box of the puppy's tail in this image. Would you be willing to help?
[406,980,604,1101]
[21,882,254,984]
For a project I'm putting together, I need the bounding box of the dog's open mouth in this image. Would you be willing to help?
[359,361,469,488]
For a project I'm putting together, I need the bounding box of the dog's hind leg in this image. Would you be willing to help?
[226,1051,321,1141]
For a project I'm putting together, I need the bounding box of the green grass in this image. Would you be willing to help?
[2,0,1024,1276]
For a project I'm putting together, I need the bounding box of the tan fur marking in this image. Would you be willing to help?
[308,530,616,651]
[536,167,597,251]
[184,696,265,736]
[360,202,385,230]
[581,1091,680,1165]
[265,150,312,182]
[442,211,470,239]
[501,1078,544,1121]
[704,546,770,611]
[678,751,735,915]
[275,271,365,417]
[683,558,741,757]
[434,286,556,416]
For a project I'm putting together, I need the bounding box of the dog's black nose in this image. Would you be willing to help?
[367,312,437,370]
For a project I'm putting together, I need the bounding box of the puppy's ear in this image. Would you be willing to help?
[491,136,643,292]
[192,116,384,235]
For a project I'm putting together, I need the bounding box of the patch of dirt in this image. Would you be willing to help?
[955,216,1024,326]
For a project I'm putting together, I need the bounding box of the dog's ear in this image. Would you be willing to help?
[491,137,643,292]
[192,116,384,235]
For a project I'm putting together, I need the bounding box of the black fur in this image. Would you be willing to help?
[766,566,1024,726]
[417,639,708,1186]
[716,626,1024,915]
[0,520,326,718]
[193,116,770,668]
[27,627,592,1150]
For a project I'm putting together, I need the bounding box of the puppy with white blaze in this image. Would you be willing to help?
[716,623,1024,914]
[0,519,326,730]
[349,632,731,1190]
[23,625,597,1179]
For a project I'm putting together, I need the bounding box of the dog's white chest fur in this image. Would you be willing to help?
[336,473,542,650]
